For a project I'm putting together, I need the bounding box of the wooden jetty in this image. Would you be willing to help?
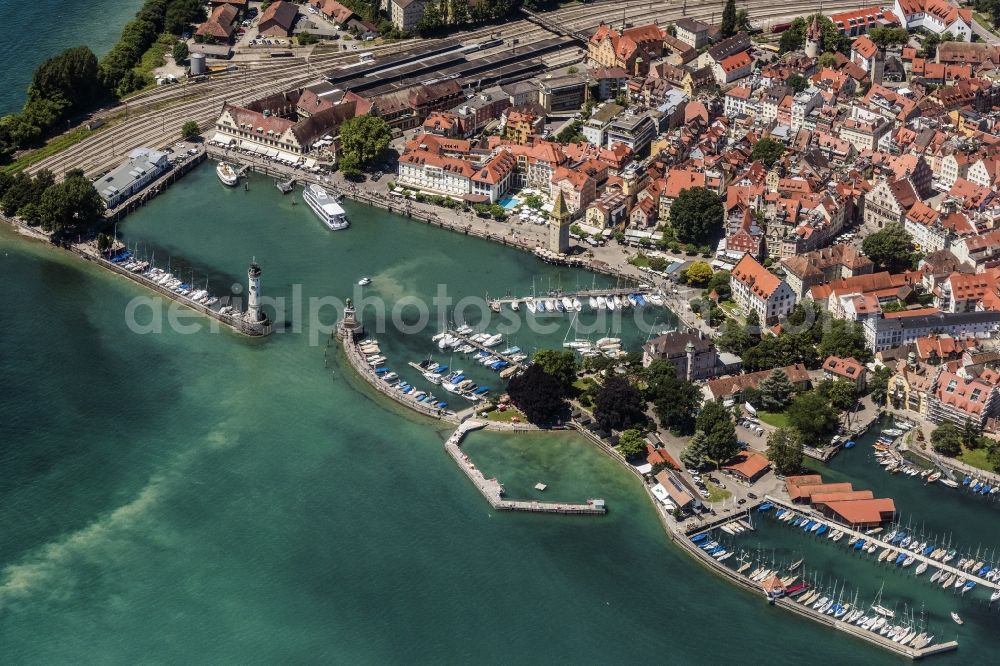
[445,329,528,371]
[445,420,605,515]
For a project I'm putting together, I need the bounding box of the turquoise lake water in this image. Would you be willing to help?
[0,0,143,115]
[0,163,936,662]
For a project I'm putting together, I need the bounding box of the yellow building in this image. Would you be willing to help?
[886,352,936,418]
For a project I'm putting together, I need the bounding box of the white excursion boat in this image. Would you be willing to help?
[216,161,239,186]
[303,183,349,230]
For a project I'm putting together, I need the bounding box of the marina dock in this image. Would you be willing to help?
[444,329,528,370]
[340,333,460,423]
[489,287,655,310]
[445,420,606,515]
[763,495,1000,593]
[676,504,959,660]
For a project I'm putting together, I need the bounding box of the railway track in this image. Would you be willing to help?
[31,0,863,178]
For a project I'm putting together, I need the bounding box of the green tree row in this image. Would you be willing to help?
[0,168,105,233]
[1,0,204,162]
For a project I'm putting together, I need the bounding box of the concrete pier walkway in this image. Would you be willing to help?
[445,420,606,515]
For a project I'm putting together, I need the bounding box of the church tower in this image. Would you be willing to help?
[548,189,571,255]
[804,15,823,59]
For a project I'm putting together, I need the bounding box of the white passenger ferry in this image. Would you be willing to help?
[216,161,239,186]
[302,184,348,230]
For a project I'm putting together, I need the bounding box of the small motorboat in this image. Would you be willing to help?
[357,277,372,286]
[951,612,963,625]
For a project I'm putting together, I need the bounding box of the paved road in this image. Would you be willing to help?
[971,15,1000,44]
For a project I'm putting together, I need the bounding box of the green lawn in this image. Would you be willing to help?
[705,480,731,502]
[959,445,993,473]
[757,411,790,428]
[486,407,524,423]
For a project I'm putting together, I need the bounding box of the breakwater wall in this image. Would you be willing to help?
[340,333,459,423]
[445,420,606,515]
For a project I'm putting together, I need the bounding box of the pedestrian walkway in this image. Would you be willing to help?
[445,420,605,514]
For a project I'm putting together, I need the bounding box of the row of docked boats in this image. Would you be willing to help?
[563,336,625,359]
[689,534,735,563]
[960,474,1000,495]
[435,328,504,351]
[411,359,493,402]
[358,339,453,411]
[718,519,754,536]
[773,506,1000,602]
[517,292,660,314]
[791,587,936,649]
[108,248,221,307]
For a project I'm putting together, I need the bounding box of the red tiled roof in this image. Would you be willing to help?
[852,36,877,60]
[823,355,865,381]
[720,51,752,73]
[826,498,896,525]
[732,254,782,299]
[723,452,770,479]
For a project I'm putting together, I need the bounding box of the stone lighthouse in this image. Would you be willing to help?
[804,15,823,59]
[242,258,270,335]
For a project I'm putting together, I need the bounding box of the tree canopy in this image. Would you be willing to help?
[172,41,189,63]
[594,375,646,431]
[532,349,578,393]
[779,15,849,55]
[616,428,647,459]
[37,169,106,232]
[506,364,567,425]
[338,115,392,171]
[930,422,962,457]
[787,390,839,444]
[819,379,858,412]
[767,427,804,475]
[817,319,871,362]
[681,432,710,470]
[862,222,913,272]
[180,120,200,140]
[706,269,731,300]
[786,74,809,93]
[868,27,909,48]
[684,261,713,286]
[670,187,724,245]
[757,369,794,411]
[867,365,893,404]
[716,319,758,357]
[645,359,701,435]
[720,0,737,38]
[750,137,785,168]
[698,404,739,468]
